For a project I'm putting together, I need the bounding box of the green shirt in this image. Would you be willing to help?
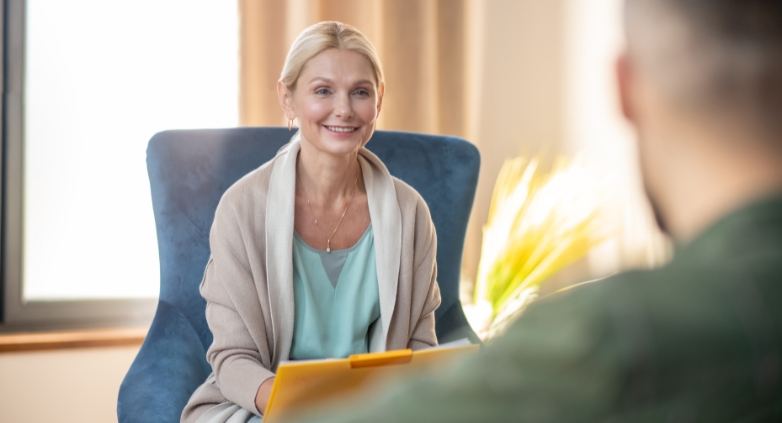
[289,225,381,360]
[289,196,782,422]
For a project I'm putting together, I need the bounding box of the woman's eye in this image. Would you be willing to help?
[315,88,331,95]
[354,89,370,96]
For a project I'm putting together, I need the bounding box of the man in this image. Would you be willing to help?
[288,1,782,421]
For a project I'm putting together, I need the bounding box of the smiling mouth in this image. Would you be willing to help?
[325,125,358,133]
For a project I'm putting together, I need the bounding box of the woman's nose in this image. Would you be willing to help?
[334,93,353,119]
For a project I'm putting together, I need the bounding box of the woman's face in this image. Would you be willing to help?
[281,48,383,158]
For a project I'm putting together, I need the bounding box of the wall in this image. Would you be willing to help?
[0,346,140,423]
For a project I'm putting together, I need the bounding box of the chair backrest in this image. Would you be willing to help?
[147,128,480,349]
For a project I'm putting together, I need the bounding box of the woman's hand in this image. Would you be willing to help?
[255,376,276,414]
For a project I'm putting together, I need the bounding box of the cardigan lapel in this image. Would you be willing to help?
[265,139,299,367]
[265,139,402,360]
[358,148,402,351]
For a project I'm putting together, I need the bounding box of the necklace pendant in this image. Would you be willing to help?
[326,241,331,253]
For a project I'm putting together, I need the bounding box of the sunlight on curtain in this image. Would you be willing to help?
[23,0,239,300]
[237,0,469,139]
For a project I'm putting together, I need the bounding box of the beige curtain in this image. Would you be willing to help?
[239,0,468,138]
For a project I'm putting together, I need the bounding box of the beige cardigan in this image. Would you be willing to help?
[181,139,441,423]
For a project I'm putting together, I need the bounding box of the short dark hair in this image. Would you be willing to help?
[625,0,782,132]
[652,0,782,40]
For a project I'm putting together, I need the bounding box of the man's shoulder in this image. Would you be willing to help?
[523,268,658,319]
[530,261,731,328]
[508,256,764,360]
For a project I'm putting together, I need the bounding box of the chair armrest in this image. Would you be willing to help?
[118,301,211,423]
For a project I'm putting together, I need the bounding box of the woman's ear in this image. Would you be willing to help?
[277,80,295,120]
[376,83,385,114]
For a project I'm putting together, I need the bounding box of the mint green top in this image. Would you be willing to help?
[290,225,381,360]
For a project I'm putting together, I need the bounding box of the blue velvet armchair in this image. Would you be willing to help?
[117,128,481,423]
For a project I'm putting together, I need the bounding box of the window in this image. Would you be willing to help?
[2,0,239,330]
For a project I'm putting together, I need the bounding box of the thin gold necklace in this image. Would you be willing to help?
[301,164,360,253]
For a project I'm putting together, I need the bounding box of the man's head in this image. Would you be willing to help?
[618,0,782,238]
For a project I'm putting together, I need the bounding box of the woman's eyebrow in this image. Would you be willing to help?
[309,77,333,84]
[308,76,374,86]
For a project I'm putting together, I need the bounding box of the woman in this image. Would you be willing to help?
[181,22,441,423]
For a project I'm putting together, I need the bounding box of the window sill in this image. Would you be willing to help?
[0,327,148,353]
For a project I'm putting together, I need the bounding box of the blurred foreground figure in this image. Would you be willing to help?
[288,1,782,421]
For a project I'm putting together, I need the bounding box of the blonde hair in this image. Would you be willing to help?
[279,21,384,91]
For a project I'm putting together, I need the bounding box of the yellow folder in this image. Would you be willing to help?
[263,342,480,422]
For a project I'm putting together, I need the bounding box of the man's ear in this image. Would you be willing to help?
[376,83,385,114]
[277,80,295,120]
[616,52,636,123]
